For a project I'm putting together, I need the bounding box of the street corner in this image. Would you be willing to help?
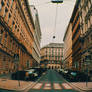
[0,79,35,91]
[70,82,92,91]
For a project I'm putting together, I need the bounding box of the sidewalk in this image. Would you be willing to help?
[70,82,92,91]
[62,76,92,91]
[0,78,35,91]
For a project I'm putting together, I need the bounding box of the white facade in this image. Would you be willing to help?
[31,5,41,64]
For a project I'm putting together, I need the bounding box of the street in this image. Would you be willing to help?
[0,0,92,92]
[27,70,79,92]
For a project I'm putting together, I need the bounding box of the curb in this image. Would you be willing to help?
[24,72,47,92]
[0,80,34,91]
[60,76,84,92]
[0,72,47,91]
[70,83,92,91]
[61,76,92,92]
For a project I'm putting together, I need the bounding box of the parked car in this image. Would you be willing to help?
[11,69,39,81]
[29,67,47,77]
[89,70,92,81]
[65,70,91,82]
[25,69,39,80]
[11,71,28,80]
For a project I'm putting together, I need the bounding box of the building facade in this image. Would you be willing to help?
[63,23,72,69]
[40,43,64,69]
[79,0,92,71]
[31,5,41,67]
[71,0,81,70]
[0,0,39,74]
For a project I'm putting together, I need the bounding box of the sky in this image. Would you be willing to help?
[28,0,76,47]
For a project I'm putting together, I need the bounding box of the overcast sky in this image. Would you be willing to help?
[28,0,76,47]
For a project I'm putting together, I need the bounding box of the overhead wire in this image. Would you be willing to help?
[28,2,51,7]
[52,3,58,42]
[28,0,76,43]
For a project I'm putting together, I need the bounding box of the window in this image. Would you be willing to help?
[52,61,54,64]
[0,3,2,11]
[17,29,19,32]
[49,61,50,64]
[7,13,11,23]
[91,35,92,40]
[9,13,11,18]
[4,33,7,46]
[12,21,15,25]
[0,29,3,43]
[55,56,57,60]
[7,2,9,7]
[26,60,30,68]
[3,7,8,17]
[10,39,12,49]
[87,37,89,43]
[1,0,4,7]
[15,25,17,29]
[5,7,8,12]
[11,0,14,8]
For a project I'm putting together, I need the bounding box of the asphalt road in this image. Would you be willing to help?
[27,69,79,92]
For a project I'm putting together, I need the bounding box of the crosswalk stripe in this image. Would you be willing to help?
[32,82,73,90]
[32,83,42,89]
[43,83,51,90]
[53,83,62,90]
[62,83,72,89]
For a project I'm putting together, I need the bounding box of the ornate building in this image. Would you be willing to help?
[79,0,92,71]
[31,5,41,67]
[0,0,41,74]
[71,0,81,70]
[40,43,64,69]
[63,22,72,69]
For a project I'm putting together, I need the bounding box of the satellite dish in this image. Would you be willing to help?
[51,0,63,3]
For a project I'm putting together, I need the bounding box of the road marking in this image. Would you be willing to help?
[53,83,62,90]
[43,83,51,90]
[32,83,42,89]
[62,83,72,89]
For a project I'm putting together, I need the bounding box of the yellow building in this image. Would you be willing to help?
[31,5,41,67]
[71,0,81,70]
[79,0,92,71]
[40,43,64,69]
[63,22,72,69]
[0,0,38,74]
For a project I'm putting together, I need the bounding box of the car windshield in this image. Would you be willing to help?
[71,72,77,76]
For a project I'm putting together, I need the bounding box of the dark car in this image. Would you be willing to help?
[29,67,47,77]
[66,70,91,82]
[25,69,39,80]
[11,71,28,80]
[11,69,38,81]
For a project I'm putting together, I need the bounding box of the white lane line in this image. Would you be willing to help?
[53,83,62,90]
[43,83,51,90]
[62,83,72,89]
[32,83,42,89]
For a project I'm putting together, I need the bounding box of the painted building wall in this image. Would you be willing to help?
[30,5,41,65]
[40,43,64,69]
[79,0,92,71]
[63,23,72,69]
[0,0,36,74]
